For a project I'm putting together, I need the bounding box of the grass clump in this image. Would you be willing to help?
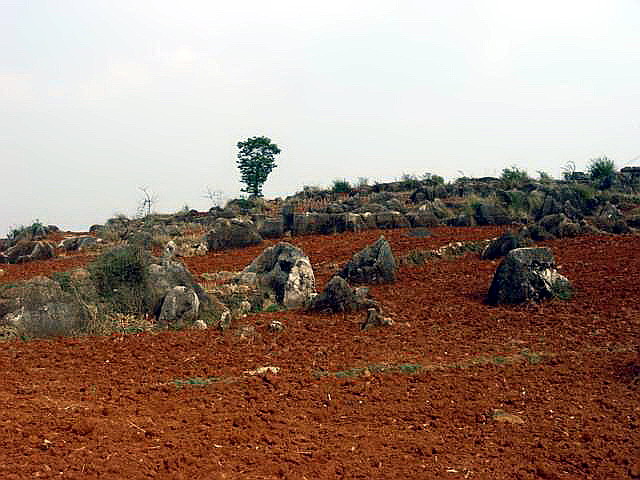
[174,376,221,388]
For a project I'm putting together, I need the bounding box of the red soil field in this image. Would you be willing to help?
[0,227,638,479]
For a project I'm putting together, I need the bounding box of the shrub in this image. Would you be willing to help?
[588,156,616,190]
[422,172,445,185]
[537,171,553,183]
[500,166,530,189]
[332,179,352,194]
[399,173,421,190]
[88,246,150,315]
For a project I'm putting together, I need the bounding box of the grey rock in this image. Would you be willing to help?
[310,276,377,313]
[258,218,284,238]
[2,241,56,264]
[538,213,581,238]
[157,286,200,328]
[205,218,262,251]
[338,236,397,285]
[0,276,90,337]
[360,308,394,331]
[242,242,315,308]
[147,259,211,317]
[60,236,98,252]
[487,247,571,305]
[474,203,512,226]
[268,319,285,332]
[481,231,532,260]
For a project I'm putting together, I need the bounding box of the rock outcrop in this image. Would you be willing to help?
[337,236,397,285]
[310,276,377,313]
[205,218,262,251]
[0,241,56,264]
[487,247,571,305]
[242,242,315,308]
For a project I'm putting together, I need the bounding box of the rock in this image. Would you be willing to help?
[598,201,623,220]
[481,231,532,260]
[163,240,176,260]
[446,213,476,227]
[0,268,4,277]
[360,308,393,330]
[537,213,581,238]
[474,203,512,226]
[268,319,285,332]
[491,409,525,425]
[407,211,440,227]
[310,276,377,313]
[627,215,640,229]
[487,247,572,305]
[0,276,90,337]
[192,319,208,330]
[338,236,397,285]
[157,286,200,328]
[242,242,315,308]
[373,211,411,229]
[59,236,98,252]
[537,195,563,220]
[245,366,280,375]
[2,240,56,264]
[217,309,231,330]
[146,259,211,318]
[257,217,284,238]
[205,218,262,251]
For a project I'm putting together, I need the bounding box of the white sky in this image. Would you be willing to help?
[1,0,639,231]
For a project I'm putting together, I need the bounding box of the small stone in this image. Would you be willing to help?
[192,319,207,330]
[491,409,525,425]
[245,366,280,376]
[0,268,5,277]
[360,308,394,331]
[268,320,285,333]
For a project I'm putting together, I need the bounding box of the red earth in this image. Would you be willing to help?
[0,227,639,479]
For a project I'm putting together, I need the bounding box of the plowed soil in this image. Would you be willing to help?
[1,227,639,479]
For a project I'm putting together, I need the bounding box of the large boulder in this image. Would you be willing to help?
[0,240,55,264]
[309,276,376,313]
[537,213,581,238]
[338,236,397,285]
[146,259,211,316]
[257,217,284,239]
[0,276,90,337]
[157,286,200,328]
[59,236,98,252]
[205,218,262,251]
[373,211,411,229]
[481,231,531,260]
[487,247,571,305]
[474,203,512,226]
[242,242,315,308]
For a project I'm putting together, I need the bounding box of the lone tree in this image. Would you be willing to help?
[236,136,281,197]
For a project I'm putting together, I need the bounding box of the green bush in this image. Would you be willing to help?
[399,173,421,190]
[422,172,445,185]
[588,156,616,190]
[88,246,150,315]
[500,166,530,189]
[332,179,352,194]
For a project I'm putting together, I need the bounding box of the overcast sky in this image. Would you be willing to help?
[1,0,639,232]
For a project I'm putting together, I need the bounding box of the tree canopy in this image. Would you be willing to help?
[236,136,281,197]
